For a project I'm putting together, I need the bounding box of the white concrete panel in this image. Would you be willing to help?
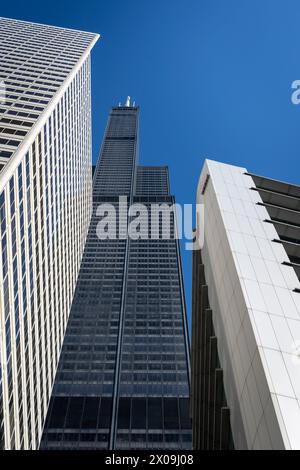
[263,349,295,398]
[271,315,294,354]
[282,353,300,399]
[276,395,300,449]
[197,159,300,449]
[252,310,279,350]
[260,283,284,316]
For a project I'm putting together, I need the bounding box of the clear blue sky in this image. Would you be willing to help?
[3,0,300,325]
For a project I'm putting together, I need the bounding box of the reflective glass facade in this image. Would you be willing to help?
[0,18,99,449]
[41,104,192,450]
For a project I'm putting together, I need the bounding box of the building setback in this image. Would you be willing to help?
[41,100,192,450]
[0,17,99,449]
[192,159,300,450]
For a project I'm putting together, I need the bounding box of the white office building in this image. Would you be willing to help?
[0,17,99,449]
[192,159,300,450]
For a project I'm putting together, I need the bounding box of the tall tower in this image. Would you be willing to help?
[0,17,99,449]
[41,100,192,450]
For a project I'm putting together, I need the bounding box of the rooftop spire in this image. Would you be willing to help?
[125,96,131,107]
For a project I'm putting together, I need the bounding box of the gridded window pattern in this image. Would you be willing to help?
[116,397,191,449]
[41,106,191,450]
[0,17,97,166]
[42,396,190,450]
[41,201,127,449]
[116,196,191,449]
[93,108,138,196]
[135,167,170,196]
[42,396,112,449]
[0,20,98,449]
[41,107,140,450]
[50,199,127,397]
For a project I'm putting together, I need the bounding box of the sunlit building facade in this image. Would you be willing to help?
[0,17,99,449]
[192,159,300,450]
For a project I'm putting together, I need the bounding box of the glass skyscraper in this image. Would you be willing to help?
[41,100,192,450]
[0,17,99,449]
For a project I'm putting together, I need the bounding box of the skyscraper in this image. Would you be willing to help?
[192,159,300,450]
[41,100,192,450]
[0,17,99,449]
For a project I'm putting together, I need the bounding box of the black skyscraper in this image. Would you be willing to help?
[41,101,192,450]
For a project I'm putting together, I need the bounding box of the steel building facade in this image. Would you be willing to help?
[41,103,192,450]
